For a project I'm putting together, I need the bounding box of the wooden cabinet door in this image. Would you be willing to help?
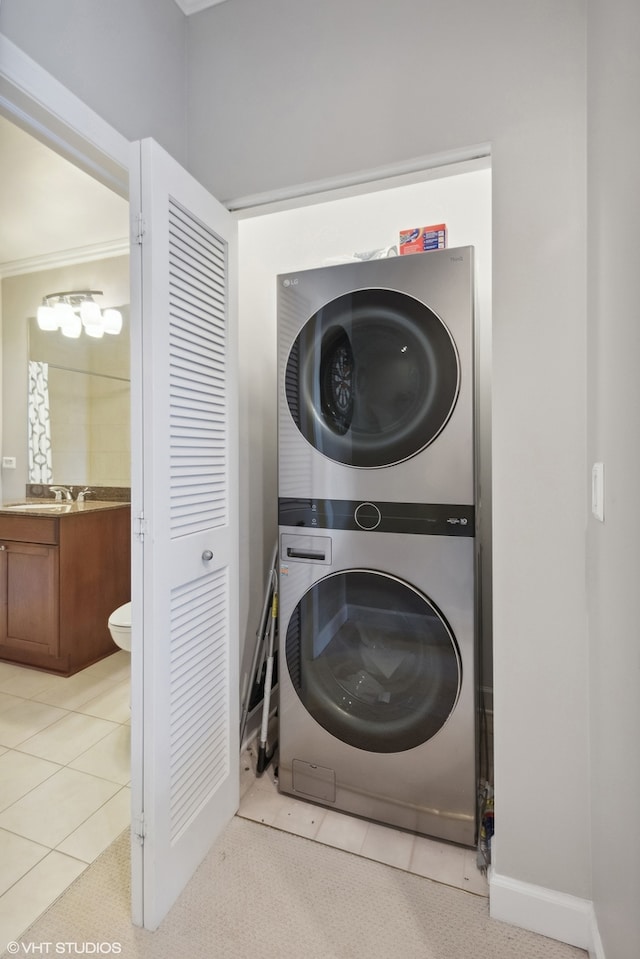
[0,542,59,657]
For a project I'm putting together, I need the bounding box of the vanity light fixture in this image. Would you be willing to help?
[36,291,123,339]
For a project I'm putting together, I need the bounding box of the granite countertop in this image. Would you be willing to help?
[0,499,130,516]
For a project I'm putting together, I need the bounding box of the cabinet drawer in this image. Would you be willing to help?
[0,516,58,545]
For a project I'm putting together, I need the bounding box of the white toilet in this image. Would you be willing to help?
[108,601,132,652]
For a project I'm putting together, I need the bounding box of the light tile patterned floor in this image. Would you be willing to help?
[0,657,487,951]
[0,653,131,949]
[238,743,489,898]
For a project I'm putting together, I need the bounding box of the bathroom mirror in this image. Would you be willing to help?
[27,306,130,487]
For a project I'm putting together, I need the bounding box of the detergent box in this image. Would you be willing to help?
[399,223,447,254]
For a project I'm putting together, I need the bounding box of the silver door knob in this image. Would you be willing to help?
[202,549,213,561]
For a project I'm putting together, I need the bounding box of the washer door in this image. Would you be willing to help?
[285,289,460,468]
[285,570,462,753]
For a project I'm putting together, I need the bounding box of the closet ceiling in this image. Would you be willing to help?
[0,115,129,272]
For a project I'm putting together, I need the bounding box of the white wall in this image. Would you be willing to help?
[191,0,590,911]
[587,0,640,956]
[0,0,188,168]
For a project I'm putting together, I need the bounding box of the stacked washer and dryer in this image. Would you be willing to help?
[276,247,478,846]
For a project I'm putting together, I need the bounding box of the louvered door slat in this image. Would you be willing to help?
[168,199,227,538]
[168,569,229,842]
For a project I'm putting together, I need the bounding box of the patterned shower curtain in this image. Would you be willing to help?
[28,360,53,483]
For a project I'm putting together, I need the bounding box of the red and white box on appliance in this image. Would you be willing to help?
[399,223,448,254]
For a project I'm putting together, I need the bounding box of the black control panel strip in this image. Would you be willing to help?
[278,498,475,537]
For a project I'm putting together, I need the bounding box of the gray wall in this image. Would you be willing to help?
[0,0,188,167]
[188,0,591,905]
[587,0,640,956]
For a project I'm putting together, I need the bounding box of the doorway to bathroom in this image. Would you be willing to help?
[0,114,134,946]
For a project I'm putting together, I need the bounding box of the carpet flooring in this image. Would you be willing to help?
[2,817,587,959]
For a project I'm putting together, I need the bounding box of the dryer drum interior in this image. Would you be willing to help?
[285,288,461,468]
[285,569,462,753]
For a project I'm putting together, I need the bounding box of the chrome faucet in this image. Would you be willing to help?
[76,488,93,503]
[50,486,72,502]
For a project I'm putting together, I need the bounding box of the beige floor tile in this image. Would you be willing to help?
[16,712,119,765]
[57,787,130,863]
[0,767,120,848]
[315,808,370,855]
[272,794,325,839]
[31,669,125,711]
[462,847,490,896]
[239,751,258,799]
[0,828,49,896]
[82,651,130,684]
[0,692,26,716]
[76,680,130,723]
[249,765,281,797]
[360,821,416,871]
[409,833,466,888]
[238,779,289,826]
[0,663,63,700]
[0,700,67,749]
[69,724,131,785]
[0,829,51,896]
[0,850,86,948]
[0,751,61,813]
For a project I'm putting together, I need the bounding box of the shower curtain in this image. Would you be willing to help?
[28,360,53,483]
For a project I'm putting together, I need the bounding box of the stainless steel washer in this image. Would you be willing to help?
[277,512,477,846]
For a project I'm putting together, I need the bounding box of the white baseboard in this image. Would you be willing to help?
[589,907,606,959]
[489,869,595,952]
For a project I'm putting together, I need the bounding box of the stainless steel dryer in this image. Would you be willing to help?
[277,506,477,847]
[278,248,474,506]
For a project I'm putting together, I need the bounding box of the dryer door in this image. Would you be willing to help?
[285,569,462,752]
[285,289,460,468]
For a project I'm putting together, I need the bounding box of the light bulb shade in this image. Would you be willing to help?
[37,291,116,339]
[102,308,123,335]
[53,302,74,323]
[60,310,82,338]
[80,300,101,327]
[37,305,59,331]
[84,323,105,338]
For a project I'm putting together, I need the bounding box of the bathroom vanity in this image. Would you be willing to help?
[0,501,130,675]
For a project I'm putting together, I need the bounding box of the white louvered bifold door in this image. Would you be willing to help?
[129,139,239,931]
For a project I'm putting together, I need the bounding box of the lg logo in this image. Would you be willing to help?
[282,277,299,287]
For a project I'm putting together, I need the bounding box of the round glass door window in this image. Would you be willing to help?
[285,289,460,468]
[285,570,462,753]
